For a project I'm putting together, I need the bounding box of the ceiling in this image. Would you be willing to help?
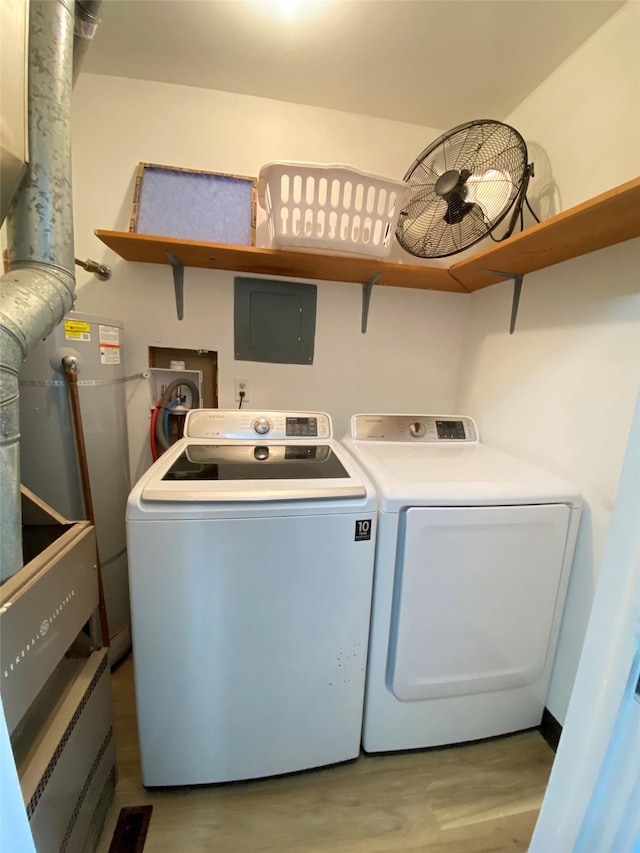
[83,0,625,129]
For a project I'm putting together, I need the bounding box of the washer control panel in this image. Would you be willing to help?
[351,414,478,442]
[184,409,332,440]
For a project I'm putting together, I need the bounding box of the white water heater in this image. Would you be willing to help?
[19,311,132,664]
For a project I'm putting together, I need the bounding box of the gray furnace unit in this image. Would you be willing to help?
[19,311,131,664]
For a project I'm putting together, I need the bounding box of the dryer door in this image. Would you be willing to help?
[387,504,571,701]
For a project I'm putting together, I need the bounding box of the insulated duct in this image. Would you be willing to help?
[0,0,99,583]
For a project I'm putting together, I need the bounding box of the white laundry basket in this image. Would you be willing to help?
[258,162,411,259]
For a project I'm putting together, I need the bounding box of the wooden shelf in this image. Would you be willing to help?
[94,230,463,292]
[450,177,640,291]
[94,176,640,329]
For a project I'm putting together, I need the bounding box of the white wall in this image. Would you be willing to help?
[456,1,640,722]
[508,0,640,218]
[71,76,466,481]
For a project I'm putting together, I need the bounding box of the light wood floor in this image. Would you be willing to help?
[97,655,554,852]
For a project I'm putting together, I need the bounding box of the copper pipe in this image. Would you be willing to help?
[62,355,111,648]
[74,256,111,280]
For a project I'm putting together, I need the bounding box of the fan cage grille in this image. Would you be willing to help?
[396,120,529,258]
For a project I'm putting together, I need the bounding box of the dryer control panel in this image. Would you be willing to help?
[184,409,332,440]
[351,414,478,442]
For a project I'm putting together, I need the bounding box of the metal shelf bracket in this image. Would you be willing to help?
[166,250,185,320]
[361,273,381,333]
[480,269,525,334]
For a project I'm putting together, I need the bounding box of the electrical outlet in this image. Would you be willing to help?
[234,379,249,403]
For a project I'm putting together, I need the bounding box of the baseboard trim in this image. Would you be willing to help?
[539,707,563,752]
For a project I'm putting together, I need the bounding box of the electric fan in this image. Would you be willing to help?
[395,119,535,259]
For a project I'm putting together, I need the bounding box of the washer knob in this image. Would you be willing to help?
[409,421,426,438]
[252,416,272,435]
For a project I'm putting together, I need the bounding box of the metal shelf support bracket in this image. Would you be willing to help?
[480,269,525,334]
[166,250,185,320]
[361,273,381,333]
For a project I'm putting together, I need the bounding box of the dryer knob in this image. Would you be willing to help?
[409,421,426,438]
[253,417,272,435]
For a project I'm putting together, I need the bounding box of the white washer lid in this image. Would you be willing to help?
[129,437,372,509]
[342,439,581,511]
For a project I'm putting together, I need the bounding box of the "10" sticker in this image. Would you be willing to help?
[355,519,372,541]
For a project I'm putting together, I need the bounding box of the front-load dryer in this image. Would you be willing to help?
[342,414,582,753]
[127,410,377,785]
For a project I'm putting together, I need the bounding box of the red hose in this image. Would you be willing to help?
[150,400,161,461]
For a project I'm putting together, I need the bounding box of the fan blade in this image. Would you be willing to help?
[465,169,513,222]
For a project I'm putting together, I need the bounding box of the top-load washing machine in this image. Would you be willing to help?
[342,414,581,753]
[126,410,377,786]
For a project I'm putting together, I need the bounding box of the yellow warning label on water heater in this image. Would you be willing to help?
[64,320,91,341]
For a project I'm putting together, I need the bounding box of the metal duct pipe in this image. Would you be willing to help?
[73,0,103,84]
[0,0,76,582]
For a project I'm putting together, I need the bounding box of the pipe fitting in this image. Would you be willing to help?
[62,354,79,373]
[75,257,112,281]
[73,0,103,84]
